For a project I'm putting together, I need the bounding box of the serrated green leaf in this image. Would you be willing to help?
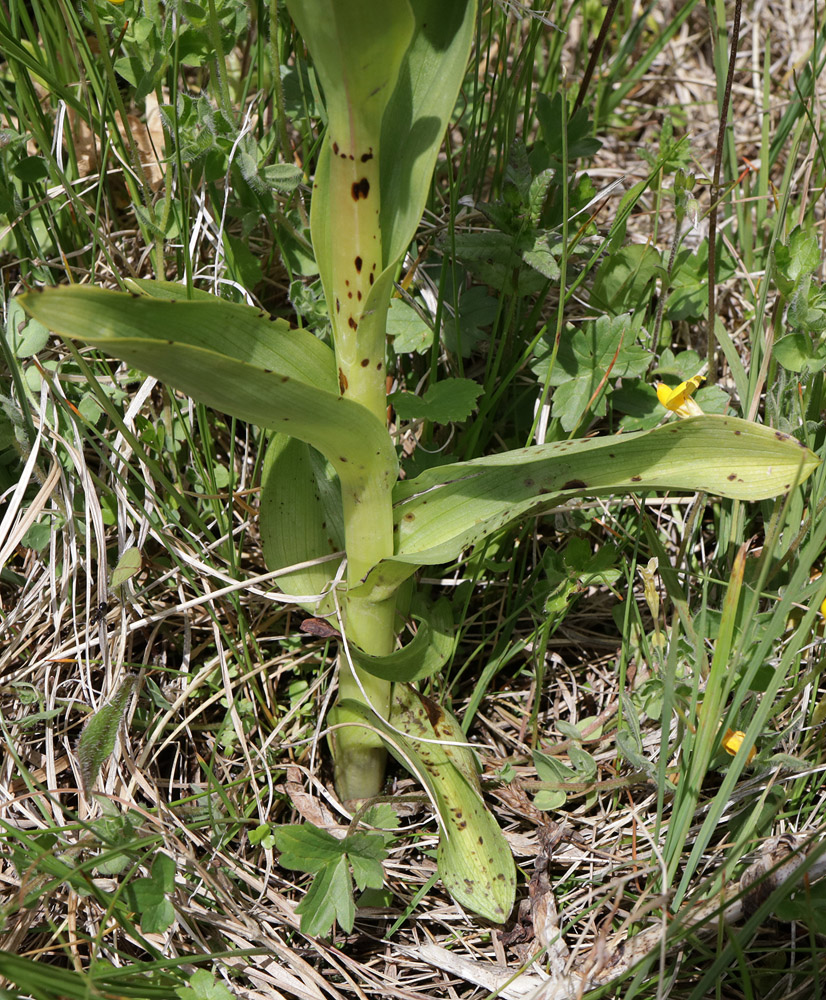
[124,854,176,934]
[532,313,650,431]
[275,822,389,936]
[295,855,354,936]
[387,298,433,354]
[391,378,483,424]
[589,244,660,314]
[273,824,342,874]
[522,231,560,279]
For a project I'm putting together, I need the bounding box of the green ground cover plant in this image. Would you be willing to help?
[1,0,826,996]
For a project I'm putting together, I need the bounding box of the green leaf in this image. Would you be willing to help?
[589,244,660,314]
[259,435,343,614]
[532,313,650,431]
[442,284,499,357]
[356,415,819,600]
[12,154,49,182]
[774,226,820,292]
[772,871,826,922]
[296,855,355,935]
[6,298,49,358]
[377,0,477,270]
[76,677,135,794]
[274,823,388,936]
[774,333,816,373]
[285,0,413,145]
[521,231,561,280]
[19,287,398,498]
[390,379,483,423]
[175,969,235,1000]
[110,546,142,589]
[259,162,303,192]
[532,750,574,810]
[123,853,176,934]
[387,298,433,353]
[349,597,453,682]
[367,685,515,922]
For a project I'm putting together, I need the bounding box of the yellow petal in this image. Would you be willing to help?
[656,373,705,418]
[656,373,705,409]
[722,729,756,764]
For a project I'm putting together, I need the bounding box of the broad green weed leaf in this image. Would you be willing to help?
[76,677,135,794]
[589,244,660,314]
[568,744,597,778]
[296,855,354,936]
[6,297,48,358]
[616,729,656,776]
[774,333,818,373]
[532,751,574,810]
[387,298,433,354]
[442,284,499,357]
[532,313,649,431]
[110,546,141,589]
[521,231,561,280]
[444,230,548,298]
[774,226,820,293]
[175,969,235,1000]
[274,823,388,936]
[391,379,483,423]
[272,824,342,873]
[124,853,176,934]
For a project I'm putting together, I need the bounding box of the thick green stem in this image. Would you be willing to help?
[324,125,397,801]
[283,0,417,802]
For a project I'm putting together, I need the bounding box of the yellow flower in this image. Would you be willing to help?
[655,373,705,418]
[820,595,826,620]
[722,728,756,764]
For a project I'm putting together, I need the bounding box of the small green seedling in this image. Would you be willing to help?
[21,0,819,921]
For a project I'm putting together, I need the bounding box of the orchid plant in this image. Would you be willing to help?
[20,0,819,921]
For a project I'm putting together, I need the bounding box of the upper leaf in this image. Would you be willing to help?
[20,286,397,488]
